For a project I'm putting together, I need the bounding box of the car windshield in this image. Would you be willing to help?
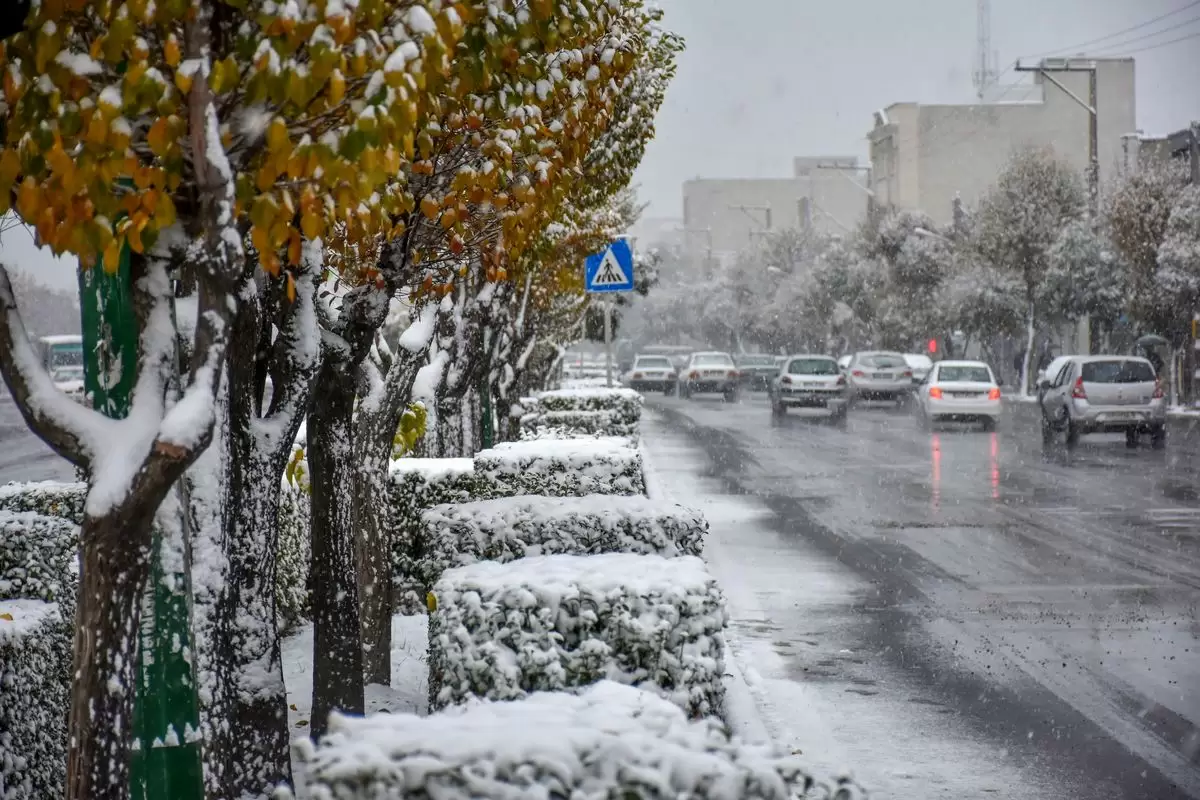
[1081,360,1156,383]
[737,355,775,366]
[859,354,905,368]
[636,357,672,369]
[693,354,733,367]
[788,358,839,375]
[938,365,992,383]
[904,355,933,369]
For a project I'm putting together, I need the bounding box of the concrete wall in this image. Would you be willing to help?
[869,58,1136,226]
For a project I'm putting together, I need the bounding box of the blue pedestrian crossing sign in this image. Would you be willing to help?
[584,239,635,293]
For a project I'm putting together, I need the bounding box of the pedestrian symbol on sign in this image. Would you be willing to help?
[584,239,634,293]
[592,249,627,287]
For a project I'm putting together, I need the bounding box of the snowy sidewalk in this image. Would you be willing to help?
[640,410,1060,799]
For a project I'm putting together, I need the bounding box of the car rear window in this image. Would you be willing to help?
[788,358,839,375]
[1081,360,1156,383]
[636,357,672,368]
[694,354,734,367]
[737,355,775,366]
[859,354,905,368]
[938,365,992,383]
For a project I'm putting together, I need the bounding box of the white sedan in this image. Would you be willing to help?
[915,360,1002,430]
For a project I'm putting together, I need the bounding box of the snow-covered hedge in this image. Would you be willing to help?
[275,477,311,633]
[416,495,707,589]
[474,437,645,497]
[0,480,86,524]
[519,409,637,439]
[537,386,642,428]
[387,458,485,614]
[0,511,78,606]
[428,553,726,717]
[0,600,70,800]
[293,680,813,800]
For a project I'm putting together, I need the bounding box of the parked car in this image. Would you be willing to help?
[837,355,851,371]
[1038,355,1166,449]
[627,354,678,394]
[845,351,912,405]
[679,351,740,401]
[903,354,934,385]
[914,360,1001,430]
[1036,354,1075,402]
[768,355,848,424]
[735,353,779,390]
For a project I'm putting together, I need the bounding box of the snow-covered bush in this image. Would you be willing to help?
[387,458,485,614]
[0,511,78,606]
[474,437,645,497]
[428,553,726,717]
[293,680,812,800]
[416,494,706,589]
[0,600,70,800]
[275,477,312,633]
[0,480,86,524]
[519,409,637,439]
[536,386,643,428]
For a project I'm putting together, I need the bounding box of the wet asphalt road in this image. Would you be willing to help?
[648,391,1200,800]
[0,393,75,484]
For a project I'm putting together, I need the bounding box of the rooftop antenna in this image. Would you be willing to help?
[973,0,999,101]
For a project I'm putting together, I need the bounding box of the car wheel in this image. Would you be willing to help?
[1066,418,1080,449]
[980,417,997,433]
[771,400,785,419]
[723,387,739,403]
[1040,414,1055,447]
[1151,424,1167,450]
[831,409,848,429]
[663,383,675,396]
[1125,428,1139,448]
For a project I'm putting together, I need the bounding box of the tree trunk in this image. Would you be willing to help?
[354,424,396,687]
[1020,301,1036,397]
[67,505,157,800]
[308,362,365,737]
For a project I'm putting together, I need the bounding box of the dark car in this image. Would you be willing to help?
[735,353,779,390]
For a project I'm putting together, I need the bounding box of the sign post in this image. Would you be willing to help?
[584,239,635,389]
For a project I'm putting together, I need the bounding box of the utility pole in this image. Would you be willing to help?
[973,0,999,101]
[728,204,771,244]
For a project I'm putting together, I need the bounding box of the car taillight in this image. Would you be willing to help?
[633,372,643,379]
[852,370,865,378]
[729,370,740,379]
[781,376,792,385]
[929,386,943,399]
[988,387,1001,400]
[902,370,913,378]
[1153,380,1164,399]
[836,375,846,386]
[1071,376,1087,400]
[689,371,699,379]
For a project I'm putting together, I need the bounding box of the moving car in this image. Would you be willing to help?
[903,353,934,385]
[1038,355,1166,449]
[769,355,848,424]
[735,353,779,390]
[845,351,912,405]
[679,351,740,401]
[626,354,678,394]
[915,360,1001,430]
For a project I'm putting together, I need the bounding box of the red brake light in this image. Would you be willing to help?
[852,370,866,378]
[633,372,643,379]
[902,370,913,378]
[836,375,846,386]
[781,375,792,384]
[1153,380,1164,399]
[929,386,943,399]
[988,387,1001,400]
[689,371,699,379]
[1071,376,1087,400]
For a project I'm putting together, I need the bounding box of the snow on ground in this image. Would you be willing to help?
[640,409,1060,798]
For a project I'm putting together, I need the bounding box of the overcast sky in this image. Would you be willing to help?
[3,0,1199,290]
[633,0,1200,217]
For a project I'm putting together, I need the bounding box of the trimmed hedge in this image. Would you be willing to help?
[536,387,642,428]
[415,494,706,590]
[292,680,813,800]
[519,409,638,439]
[0,599,71,800]
[428,553,726,717]
[474,437,645,497]
[0,480,85,524]
[276,477,311,633]
[387,458,483,614]
[0,511,78,606]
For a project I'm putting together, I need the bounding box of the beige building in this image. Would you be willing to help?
[681,156,871,262]
[1122,123,1199,180]
[869,58,1136,226]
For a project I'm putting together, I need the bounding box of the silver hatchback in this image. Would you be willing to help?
[846,351,913,405]
[1038,355,1166,449]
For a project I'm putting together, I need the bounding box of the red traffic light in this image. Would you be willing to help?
[928,338,938,354]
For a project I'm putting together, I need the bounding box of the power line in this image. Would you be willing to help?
[1021,0,1200,59]
[1091,27,1200,56]
[1076,13,1200,56]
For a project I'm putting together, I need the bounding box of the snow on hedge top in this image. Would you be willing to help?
[438,552,713,598]
[537,387,641,402]
[388,457,475,480]
[295,680,806,800]
[0,598,59,642]
[480,436,635,462]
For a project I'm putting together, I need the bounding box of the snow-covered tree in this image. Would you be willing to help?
[1041,219,1127,346]
[1154,184,1200,347]
[973,147,1087,394]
